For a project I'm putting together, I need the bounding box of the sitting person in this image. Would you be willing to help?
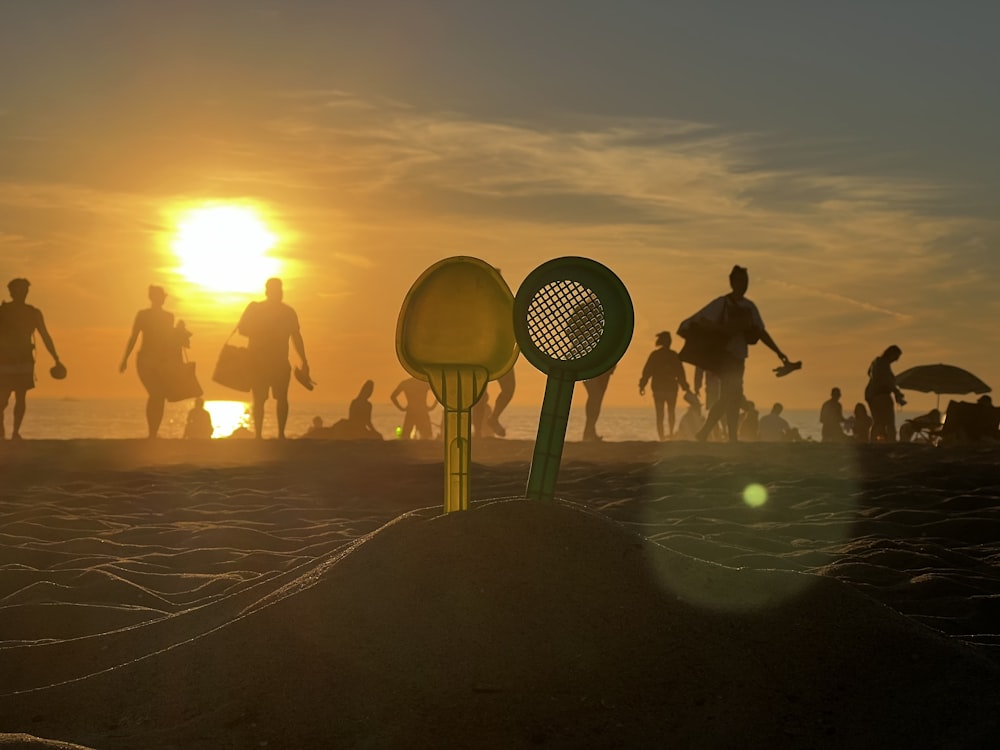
[899,408,942,443]
[328,380,383,440]
[676,391,704,441]
[942,396,1000,443]
[183,397,214,439]
[851,403,872,443]
[758,402,791,442]
[738,399,759,441]
[820,387,849,442]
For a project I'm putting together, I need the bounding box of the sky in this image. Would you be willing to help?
[2,0,999,413]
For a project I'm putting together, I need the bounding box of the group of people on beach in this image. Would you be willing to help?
[2,264,993,443]
[119,277,310,440]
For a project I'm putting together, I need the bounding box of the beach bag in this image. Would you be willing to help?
[677,318,730,373]
[164,358,203,403]
[213,333,253,392]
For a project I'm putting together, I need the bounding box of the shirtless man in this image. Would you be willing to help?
[0,278,63,439]
[237,278,309,439]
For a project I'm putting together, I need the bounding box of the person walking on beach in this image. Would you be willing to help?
[865,345,905,442]
[390,376,436,439]
[487,367,515,437]
[120,285,189,438]
[582,365,615,441]
[0,278,63,439]
[820,387,849,442]
[683,265,793,443]
[237,277,310,440]
[638,331,691,440]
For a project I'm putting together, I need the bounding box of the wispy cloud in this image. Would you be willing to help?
[1,89,997,402]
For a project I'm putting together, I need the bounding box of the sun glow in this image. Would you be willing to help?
[171,204,283,293]
[203,400,251,439]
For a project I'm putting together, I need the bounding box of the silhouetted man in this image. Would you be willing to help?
[390,376,436,439]
[237,278,309,439]
[820,387,848,442]
[0,278,62,439]
[684,265,792,443]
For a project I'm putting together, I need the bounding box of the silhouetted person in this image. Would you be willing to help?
[738,399,759,441]
[487,368,515,437]
[852,403,872,443]
[685,265,793,443]
[237,278,309,439]
[330,379,382,439]
[900,408,942,443]
[638,331,690,440]
[865,345,904,442]
[183,397,214,439]
[676,391,705,440]
[390,376,436,440]
[0,278,62,439]
[758,402,791,442]
[120,285,187,438]
[694,366,723,440]
[820,387,849,442]
[582,365,614,441]
[472,388,496,438]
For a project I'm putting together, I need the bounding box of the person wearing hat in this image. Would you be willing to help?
[638,331,691,440]
[237,277,310,439]
[0,278,63,439]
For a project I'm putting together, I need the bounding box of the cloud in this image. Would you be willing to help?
[1,88,998,405]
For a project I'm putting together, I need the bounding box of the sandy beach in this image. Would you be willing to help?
[2,438,1000,748]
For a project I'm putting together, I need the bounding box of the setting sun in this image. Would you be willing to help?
[170,204,282,293]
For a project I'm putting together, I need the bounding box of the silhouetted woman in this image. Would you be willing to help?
[120,285,184,438]
[864,345,905,442]
[331,379,382,439]
[638,331,690,440]
[852,403,873,443]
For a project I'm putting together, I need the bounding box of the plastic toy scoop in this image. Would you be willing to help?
[396,257,518,512]
[513,257,633,501]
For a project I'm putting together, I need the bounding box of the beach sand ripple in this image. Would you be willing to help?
[1,439,1000,748]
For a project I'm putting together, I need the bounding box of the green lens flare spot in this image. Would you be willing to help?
[743,483,768,508]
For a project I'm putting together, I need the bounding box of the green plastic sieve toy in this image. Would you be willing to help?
[514,257,633,501]
[396,257,519,513]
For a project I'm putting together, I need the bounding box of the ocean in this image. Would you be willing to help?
[11,398,928,443]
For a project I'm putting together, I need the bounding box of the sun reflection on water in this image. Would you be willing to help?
[203,400,251,439]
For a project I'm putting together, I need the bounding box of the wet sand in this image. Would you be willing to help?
[2,439,999,748]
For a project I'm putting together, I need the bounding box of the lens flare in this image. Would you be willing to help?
[742,483,769,508]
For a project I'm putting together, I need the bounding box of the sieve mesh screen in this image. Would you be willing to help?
[525,280,605,360]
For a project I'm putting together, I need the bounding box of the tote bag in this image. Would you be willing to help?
[164,359,203,403]
[213,334,253,392]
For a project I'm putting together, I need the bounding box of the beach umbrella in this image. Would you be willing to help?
[895,364,991,408]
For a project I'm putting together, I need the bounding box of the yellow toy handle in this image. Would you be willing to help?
[427,365,489,512]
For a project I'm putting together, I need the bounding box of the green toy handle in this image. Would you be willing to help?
[427,366,489,513]
[526,370,576,502]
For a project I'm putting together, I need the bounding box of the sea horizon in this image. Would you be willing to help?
[10,396,936,443]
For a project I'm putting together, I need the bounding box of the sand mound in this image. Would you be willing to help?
[3,497,999,749]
